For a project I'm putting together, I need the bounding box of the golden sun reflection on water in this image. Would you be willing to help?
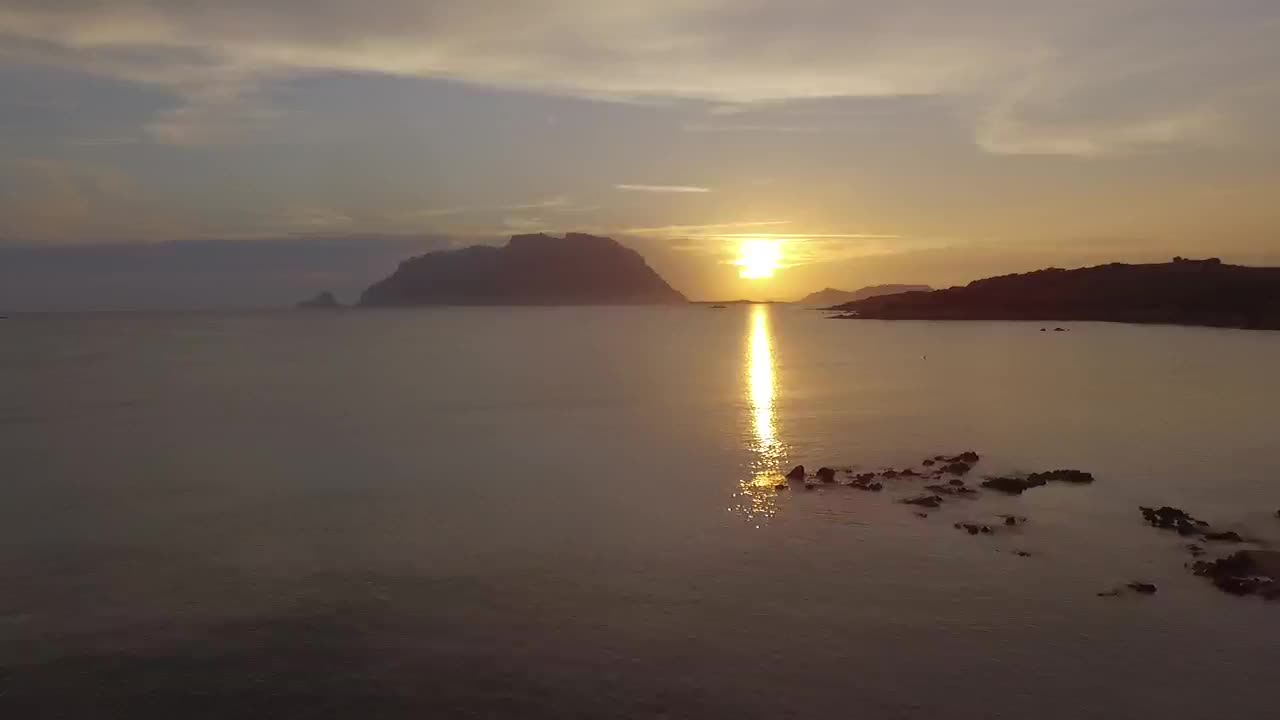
[730,304,788,526]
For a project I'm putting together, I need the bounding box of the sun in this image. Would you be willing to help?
[734,239,782,280]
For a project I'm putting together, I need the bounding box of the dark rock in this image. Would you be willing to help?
[882,469,900,478]
[903,495,943,509]
[360,232,687,306]
[922,459,936,467]
[914,512,929,519]
[1204,530,1243,543]
[981,476,1046,495]
[848,477,884,492]
[949,479,966,487]
[774,483,788,491]
[945,451,980,464]
[803,483,817,491]
[900,468,917,476]
[785,465,806,481]
[1140,506,1207,534]
[1186,544,1205,557]
[1004,516,1018,526]
[1054,327,1067,332]
[1127,582,1158,595]
[1026,469,1094,484]
[925,483,978,497]
[816,467,837,483]
[854,472,877,482]
[941,462,972,475]
[1015,551,1032,557]
[1191,550,1280,597]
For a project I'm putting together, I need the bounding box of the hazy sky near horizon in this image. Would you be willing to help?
[3,0,1280,306]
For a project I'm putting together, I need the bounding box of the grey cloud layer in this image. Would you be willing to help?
[3,0,1278,153]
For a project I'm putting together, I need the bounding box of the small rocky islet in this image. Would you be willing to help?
[770,451,1277,601]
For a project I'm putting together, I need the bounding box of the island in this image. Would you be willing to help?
[829,258,1280,330]
[799,284,932,307]
[296,291,341,309]
[360,233,687,306]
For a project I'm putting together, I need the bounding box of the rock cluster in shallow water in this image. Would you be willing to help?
[765,450,1276,602]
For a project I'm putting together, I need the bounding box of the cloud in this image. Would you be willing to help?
[615,184,711,194]
[682,123,822,133]
[625,220,791,236]
[0,1,1277,154]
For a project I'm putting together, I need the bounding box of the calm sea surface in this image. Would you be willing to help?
[2,306,1279,718]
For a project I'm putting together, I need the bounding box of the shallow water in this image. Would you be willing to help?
[2,306,1278,718]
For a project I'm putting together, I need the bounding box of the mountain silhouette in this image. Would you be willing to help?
[800,284,932,307]
[360,233,687,306]
[830,258,1280,330]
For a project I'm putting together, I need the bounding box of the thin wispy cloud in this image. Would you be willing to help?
[682,124,822,133]
[625,221,792,236]
[615,184,712,194]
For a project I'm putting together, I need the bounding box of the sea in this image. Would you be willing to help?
[2,305,1278,718]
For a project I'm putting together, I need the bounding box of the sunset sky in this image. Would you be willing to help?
[3,1,1280,307]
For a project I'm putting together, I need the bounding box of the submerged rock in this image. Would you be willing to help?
[902,495,943,509]
[1192,550,1280,597]
[982,469,1095,495]
[1140,506,1209,535]
[941,462,972,475]
[1127,582,1158,595]
[848,475,884,491]
[1026,469,1094,484]
[1204,530,1244,543]
[926,484,977,497]
[981,476,1047,495]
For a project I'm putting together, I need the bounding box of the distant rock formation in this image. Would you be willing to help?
[831,258,1280,330]
[799,284,932,307]
[360,233,687,306]
[297,291,340,309]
